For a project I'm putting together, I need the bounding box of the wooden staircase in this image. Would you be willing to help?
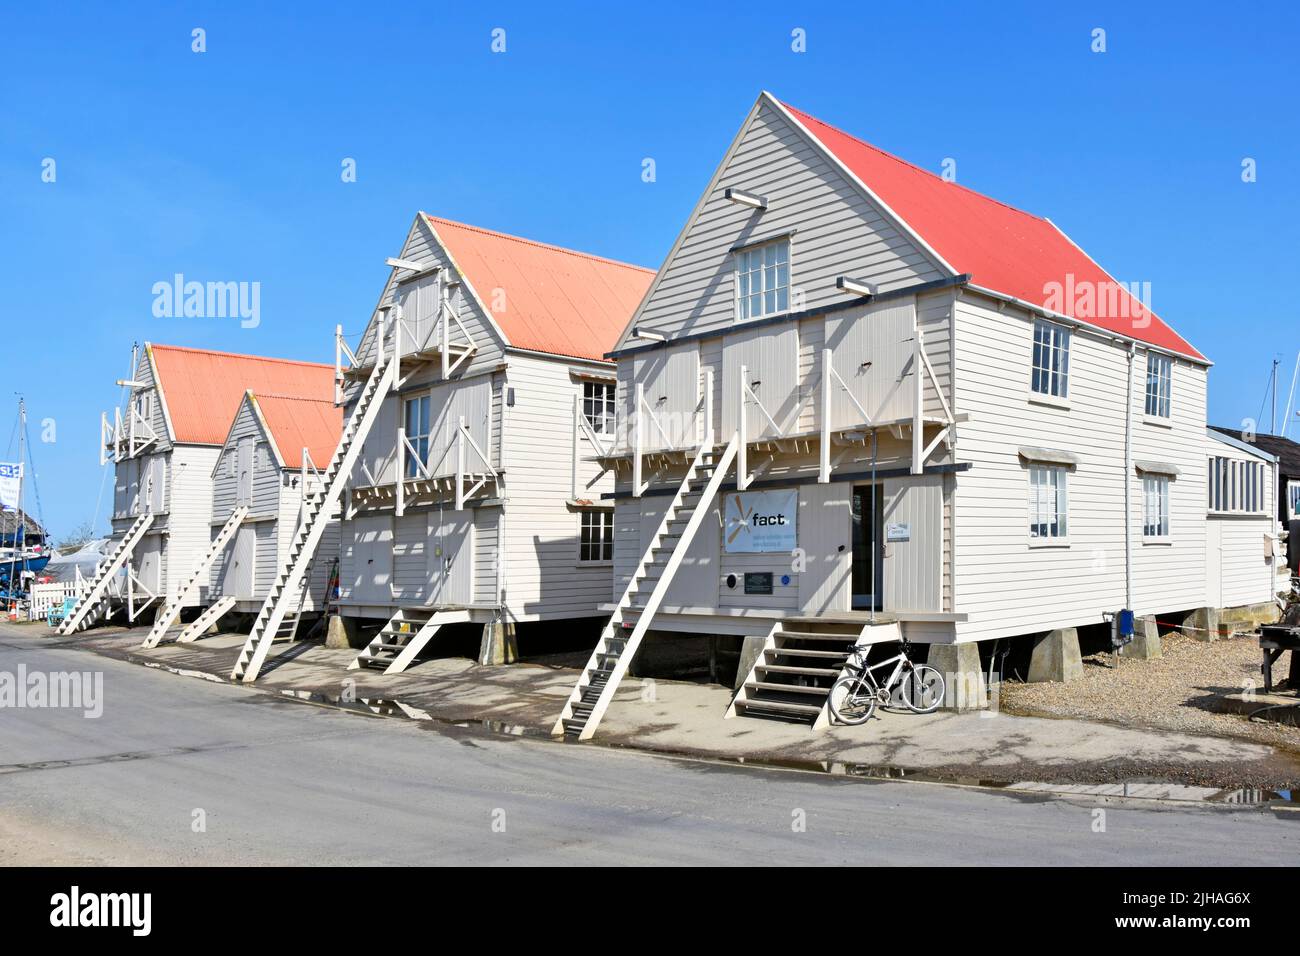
[176,595,239,643]
[231,349,397,682]
[727,619,901,728]
[552,432,739,741]
[57,512,154,635]
[348,607,470,674]
[141,505,249,648]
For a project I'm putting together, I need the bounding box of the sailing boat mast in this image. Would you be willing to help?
[8,397,24,609]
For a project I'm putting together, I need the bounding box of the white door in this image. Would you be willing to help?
[135,536,163,594]
[426,379,493,478]
[631,343,700,450]
[428,510,473,606]
[236,439,253,507]
[347,515,392,604]
[142,455,166,513]
[396,273,440,354]
[1205,520,1223,608]
[722,324,800,439]
[222,525,256,599]
[825,299,916,428]
[881,475,942,612]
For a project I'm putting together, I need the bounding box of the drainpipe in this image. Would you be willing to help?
[1123,343,1135,610]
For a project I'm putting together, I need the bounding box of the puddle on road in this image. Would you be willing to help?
[273,689,549,740]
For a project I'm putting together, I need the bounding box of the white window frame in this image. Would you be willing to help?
[582,380,616,436]
[1143,474,1170,540]
[1030,319,1070,401]
[1028,464,1069,544]
[1288,480,1300,520]
[578,509,613,564]
[1208,455,1267,515]
[403,394,431,479]
[1144,352,1172,419]
[734,237,790,323]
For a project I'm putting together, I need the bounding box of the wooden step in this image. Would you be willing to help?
[774,631,862,642]
[768,648,850,659]
[745,681,828,696]
[734,698,822,717]
[757,664,841,677]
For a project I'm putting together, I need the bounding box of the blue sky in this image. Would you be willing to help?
[1,1,1296,539]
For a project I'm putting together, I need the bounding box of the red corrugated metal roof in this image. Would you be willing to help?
[780,101,1205,361]
[424,215,654,362]
[149,344,335,445]
[252,393,342,470]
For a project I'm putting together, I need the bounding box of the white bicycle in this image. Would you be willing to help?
[827,637,946,725]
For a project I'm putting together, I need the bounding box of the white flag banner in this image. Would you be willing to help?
[0,463,22,513]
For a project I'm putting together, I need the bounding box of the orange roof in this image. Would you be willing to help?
[148,344,335,445]
[423,215,654,362]
[252,393,342,470]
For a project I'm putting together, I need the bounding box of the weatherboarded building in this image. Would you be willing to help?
[61,345,335,635]
[553,92,1284,739]
[228,215,653,681]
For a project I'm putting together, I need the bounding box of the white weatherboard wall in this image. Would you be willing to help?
[950,292,1209,642]
[630,99,945,343]
[499,353,613,620]
[1205,433,1280,609]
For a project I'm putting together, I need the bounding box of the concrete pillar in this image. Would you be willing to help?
[324,614,361,649]
[1184,607,1222,642]
[1028,628,1083,683]
[478,619,518,666]
[1126,616,1162,660]
[734,635,769,691]
[925,643,987,711]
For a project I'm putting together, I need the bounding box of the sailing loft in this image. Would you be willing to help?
[58,92,1291,743]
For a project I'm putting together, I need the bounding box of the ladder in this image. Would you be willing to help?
[57,511,154,635]
[176,595,238,642]
[231,350,397,682]
[348,607,470,674]
[552,432,739,741]
[726,619,900,728]
[141,505,249,648]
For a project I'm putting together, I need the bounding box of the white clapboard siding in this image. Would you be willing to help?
[162,444,220,604]
[632,99,945,342]
[496,354,613,620]
[951,293,1209,641]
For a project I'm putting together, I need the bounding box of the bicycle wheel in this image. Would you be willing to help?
[899,664,946,714]
[828,675,877,725]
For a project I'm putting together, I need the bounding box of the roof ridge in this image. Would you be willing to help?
[781,101,1050,223]
[251,391,336,404]
[422,214,655,275]
[149,343,332,369]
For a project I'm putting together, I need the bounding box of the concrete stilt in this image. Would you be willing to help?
[478,619,518,666]
[1028,628,1083,682]
[324,614,361,649]
[1184,607,1222,642]
[925,643,987,711]
[1126,616,1163,660]
[735,635,768,691]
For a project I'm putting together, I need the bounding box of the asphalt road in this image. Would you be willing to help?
[1,629,1296,865]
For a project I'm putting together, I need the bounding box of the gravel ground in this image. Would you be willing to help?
[1000,629,1300,759]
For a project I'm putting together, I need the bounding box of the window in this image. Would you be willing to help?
[1143,475,1170,538]
[1028,464,1068,540]
[1289,481,1300,520]
[134,391,152,423]
[579,510,613,562]
[1208,456,1267,514]
[1030,320,1070,399]
[404,395,431,478]
[735,238,790,321]
[582,381,615,436]
[1145,353,1171,418]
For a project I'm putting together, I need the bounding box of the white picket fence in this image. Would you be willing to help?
[30,581,85,621]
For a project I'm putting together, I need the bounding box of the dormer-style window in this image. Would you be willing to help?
[1030,319,1070,399]
[1145,352,1172,418]
[735,238,789,322]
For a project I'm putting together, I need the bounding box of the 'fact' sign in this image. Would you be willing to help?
[724,489,797,553]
